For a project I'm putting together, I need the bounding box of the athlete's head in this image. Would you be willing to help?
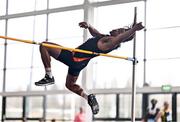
[110,26,131,36]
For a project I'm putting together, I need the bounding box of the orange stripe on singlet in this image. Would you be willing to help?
[72,52,91,62]
[73,57,91,62]
[72,52,90,62]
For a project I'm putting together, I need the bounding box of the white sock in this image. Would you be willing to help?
[45,68,53,78]
[81,92,88,100]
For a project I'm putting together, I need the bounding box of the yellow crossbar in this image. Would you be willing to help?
[0,35,134,61]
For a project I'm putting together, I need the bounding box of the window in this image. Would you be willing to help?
[8,0,47,14]
[0,97,2,119]
[96,94,116,118]
[1,0,180,121]
[0,71,3,91]
[6,44,33,69]
[5,15,47,91]
[8,0,36,14]
[146,29,180,86]
[149,94,172,111]
[48,10,83,90]
[46,94,78,120]
[0,0,6,16]
[49,0,84,9]
[146,0,180,29]
[177,94,180,121]
[26,96,44,118]
[146,59,180,87]
[146,28,180,59]
[146,0,180,86]
[119,94,142,118]
[90,0,111,3]
[90,2,144,89]
[6,69,31,91]
[6,97,23,118]
[48,10,83,46]
[7,16,34,42]
[0,45,4,70]
[33,15,47,42]
[6,17,34,92]
[0,20,5,69]
[34,0,47,11]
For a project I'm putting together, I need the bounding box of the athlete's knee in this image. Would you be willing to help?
[65,74,78,89]
[39,41,52,53]
[65,81,83,95]
[39,41,47,51]
[65,81,73,90]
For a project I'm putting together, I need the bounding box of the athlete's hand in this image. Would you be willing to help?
[79,22,89,29]
[133,22,144,31]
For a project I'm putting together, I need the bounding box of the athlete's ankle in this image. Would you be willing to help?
[45,67,53,78]
[81,92,88,100]
[45,73,53,78]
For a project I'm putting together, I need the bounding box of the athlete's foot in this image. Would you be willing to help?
[88,94,99,115]
[35,74,55,86]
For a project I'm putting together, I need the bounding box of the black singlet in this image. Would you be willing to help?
[57,35,118,76]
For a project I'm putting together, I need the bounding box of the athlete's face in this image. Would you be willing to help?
[110,28,125,36]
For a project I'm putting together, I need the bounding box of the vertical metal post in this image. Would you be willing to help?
[22,96,26,121]
[172,93,177,121]
[82,0,89,97]
[46,0,49,41]
[42,0,49,121]
[131,7,137,122]
[83,1,95,122]
[116,94,119,119]
[142,93,148,118]
[2,0,9,121]
[143,0,147,86]
[43,86,47,120]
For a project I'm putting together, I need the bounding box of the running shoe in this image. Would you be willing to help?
[88,94,99,115]
[35,74,54,86]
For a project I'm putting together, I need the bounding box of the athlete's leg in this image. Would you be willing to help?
[65,73,88,99]
[35,41,62,86]
[65,72,99,115]
[40,41,62,68]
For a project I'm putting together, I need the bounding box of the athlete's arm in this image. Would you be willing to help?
[123,32,135,42]
[112,22,144,45]
[79,22,104,37]
[98,22,144,50]
[123,21,136,42]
